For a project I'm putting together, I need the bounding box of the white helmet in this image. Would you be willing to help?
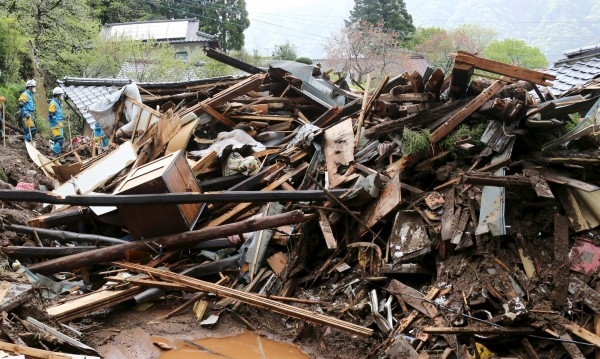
[53,87,64,96]
[25,79,36,88]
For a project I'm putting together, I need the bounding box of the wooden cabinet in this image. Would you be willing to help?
[114,150,203,239]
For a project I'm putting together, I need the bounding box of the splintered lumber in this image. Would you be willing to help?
[0,339,97,359]
[430,79,506,144]
[359,174,402,236]
[422,326,538,335]
[324,119,355,188]
[318,210,337,250]
[47,286,144,322]
[28,206,88,229]
[29,210,310,275]
[182,74,266,124]
[115,261,374,337]
[453,51,555,86]
[206,163,309,227]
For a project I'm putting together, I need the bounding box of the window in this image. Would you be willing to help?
[175,51,188,61]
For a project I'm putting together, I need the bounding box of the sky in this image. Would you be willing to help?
[243,0,354,59]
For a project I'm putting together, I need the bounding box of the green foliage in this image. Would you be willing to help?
[405,26,446,49]
[565,113,582,132]
[347,0,415,39]
[441,123,487,152]
[402,128,432,155]
[0,17,28,84]
[272,41,297,61]
[1,0,100,85]
[295,57,313,65]
[484,39,548,69]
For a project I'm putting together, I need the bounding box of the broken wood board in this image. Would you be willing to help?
[190,150,218,177]
[115,261,374,337]
[165,118,199,155]
[47,286,144,322]
[431,79,507,144]
[266,252,288,275]
[324,118,354,188]
[26,140,57,179]
[387,280,436,318]
[318,210,337,250]
[359,174,401,236]
[388,211,430,263]
[0,339,100,359]
[158,109,182,146]
[50,141,137,211]
[206,162,308,227]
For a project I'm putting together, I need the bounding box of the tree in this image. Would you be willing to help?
[413,25,497,73]
[484,39,548,69]
[1,0,100,84]
[85,0,157,24]
[0,16,28,83]
[346,0,415,39]
[272,41,297,61]
[324,20,400,83]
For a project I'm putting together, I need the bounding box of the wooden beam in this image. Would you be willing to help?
[453,51,555,86]
[0,339,92,359]
[115,261,373,337]
[431,79,506,144]
[29,210,310,275]
[565,322,600,348]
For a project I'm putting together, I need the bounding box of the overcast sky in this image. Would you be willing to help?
[243,0,354,59]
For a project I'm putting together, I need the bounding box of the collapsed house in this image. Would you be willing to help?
[1,46,600,358]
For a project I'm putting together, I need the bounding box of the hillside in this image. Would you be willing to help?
[405,0,600,64]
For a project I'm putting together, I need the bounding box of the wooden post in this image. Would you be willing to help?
[1,96,5,148]
[354,73,371,149]
[28,210,310,275]
[66,114,72,150]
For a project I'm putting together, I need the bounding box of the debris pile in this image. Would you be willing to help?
[1,49,600,358]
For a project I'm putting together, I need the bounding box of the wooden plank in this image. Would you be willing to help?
[199,103,236,128]
[116,261,374,337]
[266,252,288,275]
[318,210,337,250]
[431,79,506,144]
[441,188,454,241]
[359,174,402,236]
[453,51,555,86]
[324,118,354,188]
[190,150,218,177]
[206,163,308,227]
[561,333,587,359]
[565,322,600,348]
[158,109,182,146]
[47,286,144,322]
[50,141,137,211]
[0,339,95,359]
[387,280,430,317]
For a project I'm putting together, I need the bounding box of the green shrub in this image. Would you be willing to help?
[402,128,432,155]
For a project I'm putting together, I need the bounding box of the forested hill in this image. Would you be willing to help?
[405,0,600,64]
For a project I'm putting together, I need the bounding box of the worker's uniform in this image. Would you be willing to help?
[18,89,36,142]
[48,98,64,155]
[93,123,109,150]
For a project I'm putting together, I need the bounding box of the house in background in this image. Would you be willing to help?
[546,44,600,97]
[100,19,220,81]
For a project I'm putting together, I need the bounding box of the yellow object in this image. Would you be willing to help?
[23,116,35,128]
[51,126,61,137]
[473,343,495,359]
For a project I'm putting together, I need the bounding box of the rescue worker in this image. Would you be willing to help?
[93,122,109,151]
[48,87,65,156]
[18,79,37,142]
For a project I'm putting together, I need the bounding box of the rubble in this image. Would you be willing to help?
[0,48,600,358]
